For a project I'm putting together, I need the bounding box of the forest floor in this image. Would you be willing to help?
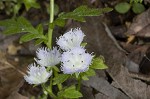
[0,0,150,99]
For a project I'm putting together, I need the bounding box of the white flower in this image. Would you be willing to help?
[24,63,52,85]
[61,47,93,74]
[56,28,85,51]
[35,47,61,67]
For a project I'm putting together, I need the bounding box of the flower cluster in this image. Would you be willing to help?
[24,63,52,85]
[57,28,85,51]
[57,28,93,74]
[24,28,93,84]
[35,47,61,67]
[61,47,93,74]
[24,47,61,85]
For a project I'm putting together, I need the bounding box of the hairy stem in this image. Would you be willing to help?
[54,70,63,91]
[41,84,57,98]
[47,0,54,48]
[77,76,82,91]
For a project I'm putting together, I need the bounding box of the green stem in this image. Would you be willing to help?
[41,84,57,98]
[77,76,82,91]
[49,75,53,92]
[50,0,54,23]
[54,70,63,90]
[47,0,54,48]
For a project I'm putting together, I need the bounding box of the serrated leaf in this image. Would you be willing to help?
[36,24,43,35]
[73,5,112,16]
[54,4,59,15]
[54,19,66,27]
[52,66,60,72]
[90,57,108,69]
[85,68,96,76]
[80,68,96,80]
[0,18,16,27]
[46,4,59,15]
[68,16,85,22]
[0,17,37,35]
[74,72,80,79]
[115,2,131,14]
[59,12,86,22]
[56,6,112,23]
[23,0,40,11]
[17,17,37,33]
[132,3,145,14]
[53,74,70,85]
[100,7,113,13]
[20,33,43,43]
[13,3,21,15]
[130,0,143,3]
[81,75,89,80]
[58,12,65,17]
[64,86,83,98]
[58,86,83,98]
[35,38,45,46]
[73,5,88,12]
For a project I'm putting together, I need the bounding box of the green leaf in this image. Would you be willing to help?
[115,2,131,14]
[81,75,89,80]
[100,7,113,13]
[132,3,145,14]
[54,6,112,26]
[80,68,96,80]
[84,68,96,76]
[59,13,85,22]
[74,72,80,79]
[90,56,108,69]
[0,17,44,43]
[53,74,70,85]
[63,86,83,98]
[58,86,83,98]
[54,4,59,15]
[23,0,40,11]
[20,33,43,43]
[13,3,21,15]
[46,4,59,15]
[81,68,96,80]
[0,17,37,35]
[36,24,43,35]
[130,0,143,3]
[73,5,112,16]
[52,66,60,72]
[35,38,45,46]
[54,19,66,27]
[55,6,112,26]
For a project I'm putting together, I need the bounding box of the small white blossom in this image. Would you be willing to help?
[61,47,93,74]
[24,63,52,85]
[56,28,85,51]
[35,47,61,67]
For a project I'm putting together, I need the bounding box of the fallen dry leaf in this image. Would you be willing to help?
[7,92,28,99]
[127,8,150,35]
[70,16,150,98]
[136,24,150,37]
[0,51,26,99]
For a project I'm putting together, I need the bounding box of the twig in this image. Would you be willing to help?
[4,61,26,76]
[103,23,128,54]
